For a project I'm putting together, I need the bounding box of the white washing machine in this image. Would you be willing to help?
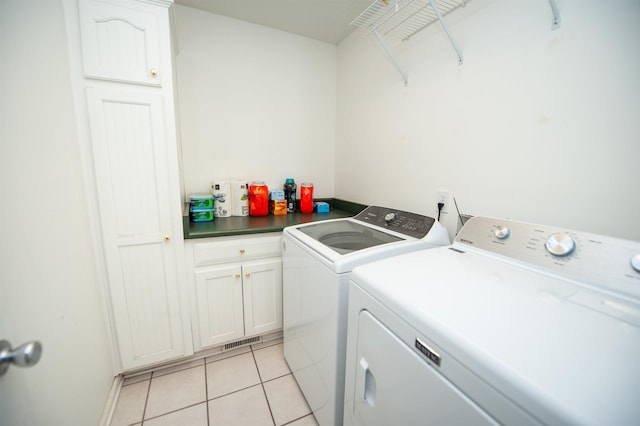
[343,216,640,425]
[282,206,450,426]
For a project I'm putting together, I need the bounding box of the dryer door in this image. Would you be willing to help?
[348,310,496,426]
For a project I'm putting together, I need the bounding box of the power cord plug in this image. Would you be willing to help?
[437,202,445,221]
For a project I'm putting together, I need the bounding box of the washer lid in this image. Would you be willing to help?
[283,205,450,273]
[297,220,403,255]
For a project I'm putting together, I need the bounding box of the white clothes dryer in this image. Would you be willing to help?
[282,206,450,426]
[343,216,640,425]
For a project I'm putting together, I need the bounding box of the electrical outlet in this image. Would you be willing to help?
[437,191,450,214]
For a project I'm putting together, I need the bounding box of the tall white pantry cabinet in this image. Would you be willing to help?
[67,0,192,372]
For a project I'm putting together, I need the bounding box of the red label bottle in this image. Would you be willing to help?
[300,182,314,214]
[249,181,269,216]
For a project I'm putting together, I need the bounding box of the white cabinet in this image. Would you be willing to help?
[193,265,245,346]
[67,0,191,372]
[187,234,283,351]
[242,260,283,336]
[86,87,189,370]
[78,0,163,86]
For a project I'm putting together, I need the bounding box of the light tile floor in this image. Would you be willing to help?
[110,339,317,426]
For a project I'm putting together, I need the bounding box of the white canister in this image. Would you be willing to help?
[211,180,231,217]
[230,180,249,216]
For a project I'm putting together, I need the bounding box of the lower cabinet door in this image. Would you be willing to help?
[194,265,245,349]
[242,258,283,337]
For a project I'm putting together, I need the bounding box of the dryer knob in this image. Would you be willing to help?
[631,254,640,273]
[493,225,510,240]
[545,233,576,257]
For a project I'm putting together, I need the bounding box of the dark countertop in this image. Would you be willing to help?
[183,198,366,239]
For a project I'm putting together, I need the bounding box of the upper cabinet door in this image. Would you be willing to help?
[79,0,163,86]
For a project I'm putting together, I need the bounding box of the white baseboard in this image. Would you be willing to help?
[98,375,124,426]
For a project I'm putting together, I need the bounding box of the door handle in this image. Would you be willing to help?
[357,357,376,407]
[0,340,42,376]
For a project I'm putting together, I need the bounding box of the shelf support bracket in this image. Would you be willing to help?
[549,0,561,30]
[373,28,408,86]
[428,0,463,65]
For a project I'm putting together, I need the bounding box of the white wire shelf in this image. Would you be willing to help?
[350,0,469,41]
[350,0,561,85]
[350,0,469,84]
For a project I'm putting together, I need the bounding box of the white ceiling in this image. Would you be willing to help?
[173,0,375,44]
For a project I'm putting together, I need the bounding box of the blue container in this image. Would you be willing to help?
[315,202,329,213]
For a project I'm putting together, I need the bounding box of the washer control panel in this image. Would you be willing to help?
[455,216,640,301]
[354,206,436,239]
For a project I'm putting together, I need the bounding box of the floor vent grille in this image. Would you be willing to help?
[223,336,261,351]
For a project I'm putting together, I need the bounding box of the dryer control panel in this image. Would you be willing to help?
[455,216,640,303]
[354,206,436,239]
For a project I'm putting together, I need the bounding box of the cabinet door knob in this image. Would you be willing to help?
[245,272,251,278]
[164,235,171,242]
[235,274,241,279]
[150,68,158,77]
[239,249,245,254]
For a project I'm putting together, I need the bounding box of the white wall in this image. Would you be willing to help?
[0,0,114,424]
[174,5,337,198]
[336,0,640,241]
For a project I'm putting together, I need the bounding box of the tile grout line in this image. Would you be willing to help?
[252,346,278,426]
[145,360,204,379]
[204,361,210,426]
[139,372,153,425]
[140,401,207,424]
[281,413,315,426]
[262,372,294,385]
[250,338,283,352]
[203,347,252,367]
[208,382,267,402]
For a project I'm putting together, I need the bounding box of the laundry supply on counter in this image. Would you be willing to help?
[300,182,314,214]
[212,180,231,217]
[202,179,324,217]
[230,180,249,216]
[249,181,269,216]
[284,178,297,213]
[270,190,285,201]
[269,189,287,215]
[315,201,330,213]
[189,193,214,222]
[270,200,287,215]
[190,209,214,222]
[189,193,214,210]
